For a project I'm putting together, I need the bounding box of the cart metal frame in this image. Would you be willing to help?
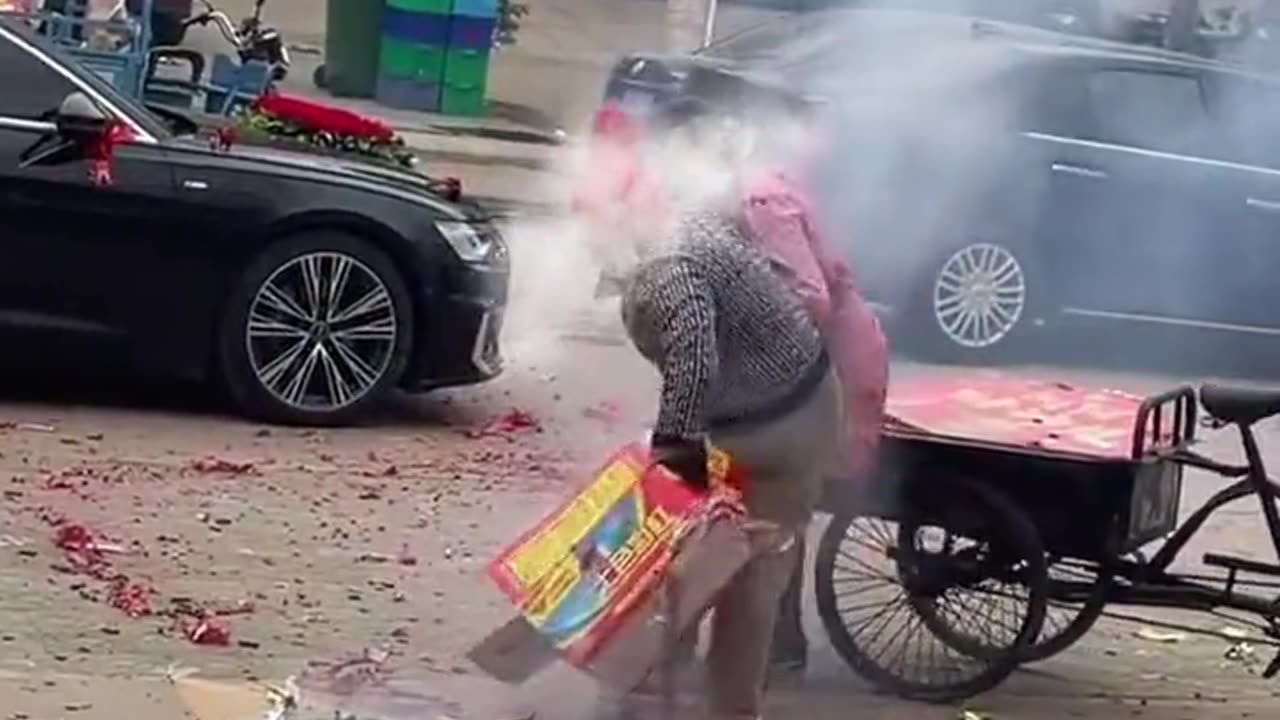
[814,378,1280,702]
[1,0,154,98]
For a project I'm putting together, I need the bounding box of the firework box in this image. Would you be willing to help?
[473,442,753,690]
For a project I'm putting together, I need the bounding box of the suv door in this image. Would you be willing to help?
[0,25,180,354]
[1034,62,1234,329]
[1206,72,1280,334]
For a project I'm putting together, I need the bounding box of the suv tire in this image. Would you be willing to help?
[904,240,1038,362]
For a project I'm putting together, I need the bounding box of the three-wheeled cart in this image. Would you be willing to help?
[813,375,1280,701]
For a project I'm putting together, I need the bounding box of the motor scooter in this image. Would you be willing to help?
[182,0,289,82]
[143,0,289,115]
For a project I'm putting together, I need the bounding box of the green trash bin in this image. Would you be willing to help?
[319,0,386,98]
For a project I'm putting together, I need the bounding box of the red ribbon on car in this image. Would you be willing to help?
[85,120,137,188]
[210,124,238,152]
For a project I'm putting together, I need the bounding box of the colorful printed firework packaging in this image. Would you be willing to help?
[488,442,745,670]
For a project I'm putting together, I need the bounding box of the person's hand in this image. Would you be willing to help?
[650,433,709,490]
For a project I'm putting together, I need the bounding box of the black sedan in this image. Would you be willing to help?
[0,19,507,425]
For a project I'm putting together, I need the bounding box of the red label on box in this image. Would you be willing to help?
[489,442,740,666]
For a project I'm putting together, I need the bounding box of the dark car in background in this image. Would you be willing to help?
[600,9,1280,364]
[0,19,507,425]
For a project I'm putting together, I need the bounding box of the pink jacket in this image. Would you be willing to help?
[742,168,889,482]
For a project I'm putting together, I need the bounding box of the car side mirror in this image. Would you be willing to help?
[54,91,110,143]
[17,92,117,171]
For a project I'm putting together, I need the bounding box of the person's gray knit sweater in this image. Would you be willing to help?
[621,211,826,439]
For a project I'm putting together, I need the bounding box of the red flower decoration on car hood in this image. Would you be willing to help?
[254,91,396,142]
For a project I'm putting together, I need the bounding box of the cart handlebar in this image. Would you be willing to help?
[1132,385,1198,460]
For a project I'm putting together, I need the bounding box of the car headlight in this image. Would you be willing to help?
[436,220,494,264]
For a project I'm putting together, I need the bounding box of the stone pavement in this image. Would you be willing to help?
[3,239,1280,720]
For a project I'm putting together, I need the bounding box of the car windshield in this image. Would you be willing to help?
[3,19,173,139]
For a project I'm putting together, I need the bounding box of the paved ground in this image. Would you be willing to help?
[2,210,1280,719]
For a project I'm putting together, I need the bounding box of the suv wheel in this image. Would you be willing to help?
[219,233,414,426]
[908,241,1033,361]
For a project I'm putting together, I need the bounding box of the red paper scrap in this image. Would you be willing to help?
[182,615,231,646]
[468,409,543,439]
[108,579,154,619]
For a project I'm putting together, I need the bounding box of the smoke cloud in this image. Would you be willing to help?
[496,7,1028,371]
[499,3,1280,388]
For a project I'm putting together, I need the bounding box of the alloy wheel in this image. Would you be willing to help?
[932,243,1026,349]
[245,251,398,412]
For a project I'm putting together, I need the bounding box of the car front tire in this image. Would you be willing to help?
[905,240,1035,362]
[219,232,415,426]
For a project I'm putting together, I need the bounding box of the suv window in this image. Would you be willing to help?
[1205,73,1280,168]
[0,30,77,119]
[1087,69,1209,152]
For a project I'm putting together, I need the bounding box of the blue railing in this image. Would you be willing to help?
[1,0,153,97]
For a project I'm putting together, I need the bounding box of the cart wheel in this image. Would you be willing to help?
[815,476,1048,702]
[1024,557,1110,662]
[916,554,1111,663]
[313,64,327,90]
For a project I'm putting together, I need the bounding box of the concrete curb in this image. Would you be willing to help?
[404,132,558,171]
[412,147,551,173]
[470,196,562,218]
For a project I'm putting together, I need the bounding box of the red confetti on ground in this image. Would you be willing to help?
[45,518,239,642]
[108,579,154,618]
[54,523,96,553]
[467,409,543,440]
[51,522,152,615]
[181,615,231,646]
[188,457,257,475]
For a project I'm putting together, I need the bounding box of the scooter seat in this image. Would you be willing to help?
[1200,384,1280,426]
